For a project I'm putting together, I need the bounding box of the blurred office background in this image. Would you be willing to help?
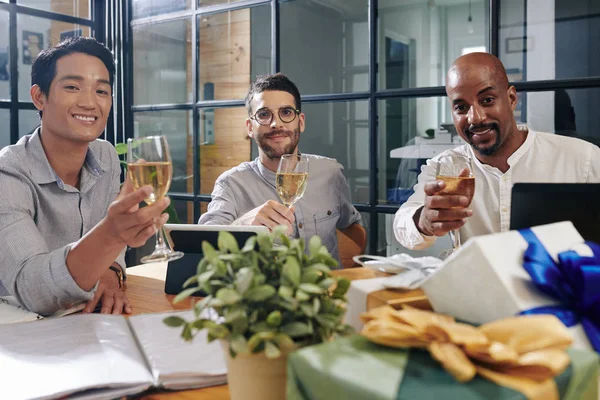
[0,0,598,255]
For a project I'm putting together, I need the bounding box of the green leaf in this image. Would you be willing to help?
[218,231,240,253]
[300,302,315,317]
[182,324,193,341]
[202,241,218,262]
[114,142,128,155]
[273,333,295,350]
[182,275,198,288]
[313,297,321,315]
[257,233,273,251]
[165,203,180,224]
[298,283,324,295]
[241,236,257,252]
[250,321,278,333]
[278,285,294,300]
[207,323,230,339]
[333,278,351,297]
[318,278,336,291]
[173,287,200,303]
[163,316,186,327]
[282,257,301,287]
[308,235,322,256]
[193,295,213,317]
[266,310,282,327]
[304,264,332,275]
[229,334,249,355]
[235,267,254,295]
[191,319,205,330]
[315,314,340,330]
[295,290,310,302]
[245,285,276,302]
[280,322,311,338]
[216,288,242,305]
[265,341,281,359]
[301,269,321,284]
[196,270,216,285]
[269,298,299,312]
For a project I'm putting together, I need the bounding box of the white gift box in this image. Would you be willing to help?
[421,221,594,351]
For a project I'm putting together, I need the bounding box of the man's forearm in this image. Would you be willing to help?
[66,219,127,291]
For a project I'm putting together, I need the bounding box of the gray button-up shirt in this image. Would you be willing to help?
[198,154,362,265]
[0,129,125,315]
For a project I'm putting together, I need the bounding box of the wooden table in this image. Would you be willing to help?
[125,263,429,399]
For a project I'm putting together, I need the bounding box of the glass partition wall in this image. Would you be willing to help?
[0,0,98,148]
[127,0,600,255]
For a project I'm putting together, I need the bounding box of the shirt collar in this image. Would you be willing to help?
[28,128,108,188]
[255,157,277,188]
[507,125,536,167]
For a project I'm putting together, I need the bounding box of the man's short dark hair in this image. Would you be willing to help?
[245,73,302,115]
[31,37,115,116]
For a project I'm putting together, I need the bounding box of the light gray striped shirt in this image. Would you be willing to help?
[0,129,125,315]
[198,154,362,265]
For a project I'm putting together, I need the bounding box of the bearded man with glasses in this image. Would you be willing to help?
[199,73,361,265]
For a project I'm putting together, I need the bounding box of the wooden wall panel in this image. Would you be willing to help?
[198,10,252,198]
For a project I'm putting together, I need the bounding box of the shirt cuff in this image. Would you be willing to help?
[394,207,438,250]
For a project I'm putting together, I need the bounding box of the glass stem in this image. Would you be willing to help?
[450,229,461,249]
[153,218,169,252]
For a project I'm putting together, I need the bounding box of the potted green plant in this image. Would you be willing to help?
[164,227,353,400]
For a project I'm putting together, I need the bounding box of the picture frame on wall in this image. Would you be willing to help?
[22,31,44,65]
[60,29,83,42]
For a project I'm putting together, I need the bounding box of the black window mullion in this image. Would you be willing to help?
[367,0,378,255]
[9,3,18,144]
[490,0,499,55]
[271,0,279,73]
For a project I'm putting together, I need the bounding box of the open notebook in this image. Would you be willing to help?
[0,296,87,324]
[0,310,227,400]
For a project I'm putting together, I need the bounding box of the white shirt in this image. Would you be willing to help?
[394,128,600,250]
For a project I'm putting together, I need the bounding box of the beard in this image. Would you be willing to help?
[464,123,501,156]
[254,128,301,159]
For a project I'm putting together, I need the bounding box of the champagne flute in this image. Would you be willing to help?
[127,136,184,263]
[434,153,475,260]
[276,154,309,208]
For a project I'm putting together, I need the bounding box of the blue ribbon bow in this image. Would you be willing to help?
[518,228,600,352]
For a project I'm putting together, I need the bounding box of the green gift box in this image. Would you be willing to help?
[287,335,599,400]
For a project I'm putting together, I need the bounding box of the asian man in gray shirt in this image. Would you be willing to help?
[0,38,169,315]
[199,73,361,264]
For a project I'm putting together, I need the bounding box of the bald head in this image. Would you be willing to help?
[446,53,509,93]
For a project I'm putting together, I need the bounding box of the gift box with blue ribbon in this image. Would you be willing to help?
[421,221,597,352]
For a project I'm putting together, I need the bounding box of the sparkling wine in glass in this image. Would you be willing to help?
[276,154,309,208]
[127,136,184,263]
[434,153,475,260]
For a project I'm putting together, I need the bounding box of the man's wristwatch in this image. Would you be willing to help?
[109,265,126,289]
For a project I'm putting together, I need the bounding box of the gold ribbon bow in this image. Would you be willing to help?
[360,306,573,400]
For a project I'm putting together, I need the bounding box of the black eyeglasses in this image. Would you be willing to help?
[250,107,300,126]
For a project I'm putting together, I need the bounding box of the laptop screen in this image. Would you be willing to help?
[510,183,600,243]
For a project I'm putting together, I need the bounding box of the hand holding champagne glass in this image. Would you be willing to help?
[127,136,184,263]
[434,153,475,259]
[276,154,309,208]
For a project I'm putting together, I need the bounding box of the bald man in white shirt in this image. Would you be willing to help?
[394,53,600,250]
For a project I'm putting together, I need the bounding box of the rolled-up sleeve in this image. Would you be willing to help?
[0,173,96,315]
[393,161,438,250]
[198,180,238,225]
